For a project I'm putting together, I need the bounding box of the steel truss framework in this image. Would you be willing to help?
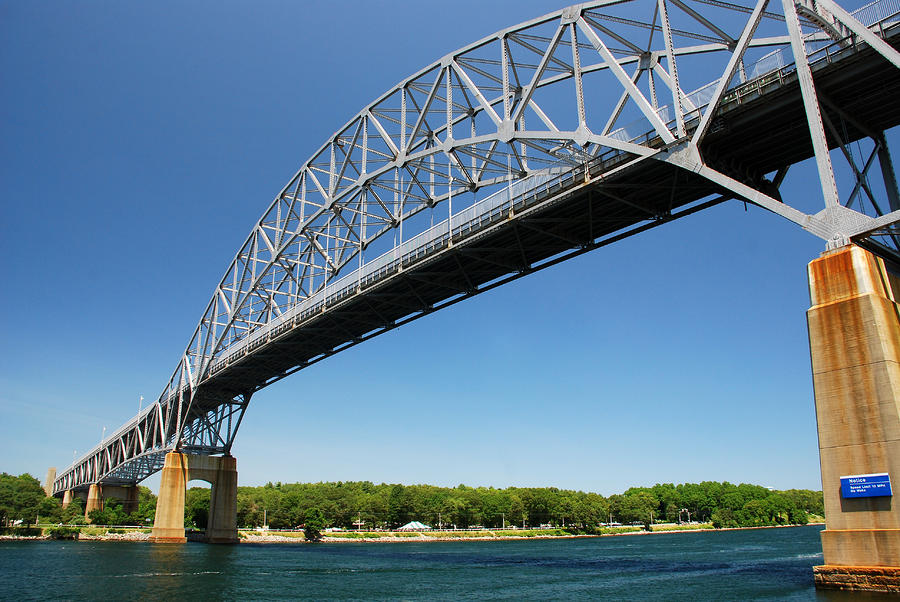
[55,0,900,495]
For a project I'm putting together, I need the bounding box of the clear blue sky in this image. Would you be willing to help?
[1,0,889,495]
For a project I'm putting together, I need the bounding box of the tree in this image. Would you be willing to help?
[578,493,609,529]
[0,473,46,524]
[614,491,657,528]
[184,487,210,529]
[36,496,63,524]
[88,497,127,526]
[441,496,467,528]
[51,478,821,533]
[507,494,526,528]
[711,508,737,529]
[129,486,156,525]
[789,507,809,525]
[738,499,769,527]
[62,497,85,525]
[304,508,325,542]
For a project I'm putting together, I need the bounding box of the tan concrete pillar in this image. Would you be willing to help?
[150,452,188,543]
[85,484,103,521]
[43,467,56,497]
[62,490,73,509]
[150,451,239,544]
[207,456,239,544]
[101,485,140,515]
[808,245,900,592]
[124,485,140,516]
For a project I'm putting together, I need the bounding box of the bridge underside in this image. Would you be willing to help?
[193,24,900,414]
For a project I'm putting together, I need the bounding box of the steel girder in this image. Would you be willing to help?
[53,392,250,494]
[54,0,900,494]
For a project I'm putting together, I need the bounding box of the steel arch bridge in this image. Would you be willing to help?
[54,0,900,496]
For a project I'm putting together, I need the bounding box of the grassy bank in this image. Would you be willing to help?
[646,523,715,533]
[0,525,153,540]
[286,524,717,541]
[0,521,775,543]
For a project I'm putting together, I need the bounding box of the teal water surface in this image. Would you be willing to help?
[2,525,893,600]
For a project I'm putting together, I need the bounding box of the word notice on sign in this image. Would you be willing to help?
[840,473,893,499]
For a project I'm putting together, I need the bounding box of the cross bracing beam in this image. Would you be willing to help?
[55,0,900,495]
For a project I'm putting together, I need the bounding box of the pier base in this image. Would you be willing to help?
[813,565,900,593]
[61,489,73,509]
[807,245,900,591]
[206,456,238,544]
[150,452,238,544]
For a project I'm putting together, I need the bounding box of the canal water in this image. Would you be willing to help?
[1,525,893,600]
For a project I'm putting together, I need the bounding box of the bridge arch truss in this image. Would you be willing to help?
[55,0,900,495]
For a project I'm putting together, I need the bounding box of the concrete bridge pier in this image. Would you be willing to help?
[150,451,238,544]
[61,489,73,508]
[81,484,141,520]
[103,485,140,515]
[808,245,900,592]
[43,468,56,497]
[206,456,239,544]
[84,484,103,521]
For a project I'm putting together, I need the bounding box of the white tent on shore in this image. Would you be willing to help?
[397,521,432,531]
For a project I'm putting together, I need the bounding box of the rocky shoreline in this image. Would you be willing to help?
[1,523,821,544]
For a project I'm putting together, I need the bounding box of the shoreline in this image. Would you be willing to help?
[313,522,823,544]
[0,523,822,544]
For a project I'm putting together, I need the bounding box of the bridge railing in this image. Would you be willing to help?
[850,0,900,28]
[213,154,646,375]
[208,166,596,374]
[609,0,899,146]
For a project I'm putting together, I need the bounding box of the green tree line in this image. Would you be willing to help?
[1,472,823,531]
[223,480,822,531]
[0,473,155,527]
[612,483,823,528]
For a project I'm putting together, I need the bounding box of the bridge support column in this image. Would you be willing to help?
[102,485,140,515]
[807,245,900,593]
[150,453,188,543]
[61,489,73,509]
[150,451,239,544]
[43,467,56,497]
[206,456,238,544]
[84,484,102,521]
[126,485,139,515]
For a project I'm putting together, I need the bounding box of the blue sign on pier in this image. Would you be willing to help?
[840,473,893,498]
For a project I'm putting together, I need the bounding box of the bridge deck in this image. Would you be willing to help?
[195,22,900,413]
